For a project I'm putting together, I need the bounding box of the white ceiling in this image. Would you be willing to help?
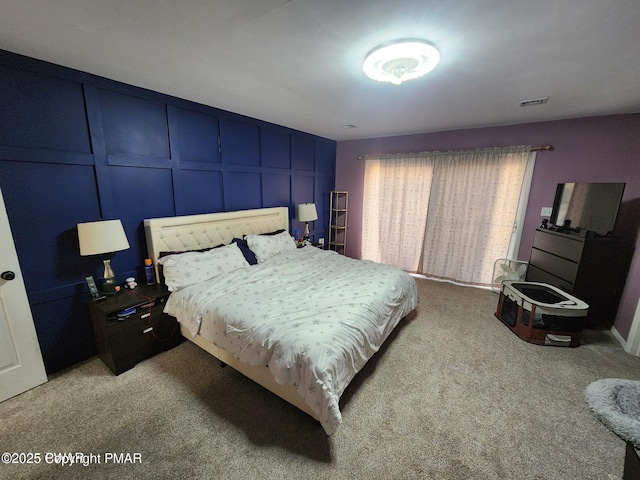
[1,0,639,141]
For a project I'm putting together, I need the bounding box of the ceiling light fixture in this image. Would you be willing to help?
[363,39,440,85]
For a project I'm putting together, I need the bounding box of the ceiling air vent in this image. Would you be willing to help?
[519,97,549,107]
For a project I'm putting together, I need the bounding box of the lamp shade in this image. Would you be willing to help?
[77,219,130,256]
[297,203,318,222]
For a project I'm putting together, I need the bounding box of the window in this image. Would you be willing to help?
[362,146,533,286]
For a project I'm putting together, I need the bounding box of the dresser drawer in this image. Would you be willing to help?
[532,230,584,262]
[525,265,574,292]
[529,248,579,284]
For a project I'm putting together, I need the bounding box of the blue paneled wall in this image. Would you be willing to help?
[0,50,336,374]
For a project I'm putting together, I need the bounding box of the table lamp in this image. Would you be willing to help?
[297,203,318,242]
[78,219,130,291]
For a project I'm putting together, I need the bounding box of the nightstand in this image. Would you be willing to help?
[624,441,640,480]
[88,283,182,375]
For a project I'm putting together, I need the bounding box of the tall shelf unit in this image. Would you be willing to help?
[328,191,348,255]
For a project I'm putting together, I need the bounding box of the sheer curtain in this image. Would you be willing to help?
[362,155,434,271]
[362,146,532,286]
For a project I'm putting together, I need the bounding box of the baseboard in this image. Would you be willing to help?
[611,325,640,357]
[611,325,627,350]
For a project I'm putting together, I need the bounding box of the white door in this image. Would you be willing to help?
[0,187,47,402]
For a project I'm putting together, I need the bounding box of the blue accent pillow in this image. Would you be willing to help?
[232,238,258,265]
[260,229,285,236]
[158,244,224,258]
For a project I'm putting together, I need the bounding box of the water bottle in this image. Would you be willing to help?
[144,258,155,285]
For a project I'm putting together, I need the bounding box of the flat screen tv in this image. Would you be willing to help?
[550,182,625,235]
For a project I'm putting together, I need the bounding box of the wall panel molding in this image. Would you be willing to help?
[0,49,336,374]
[0,146,94,165]
[106,155,172,168]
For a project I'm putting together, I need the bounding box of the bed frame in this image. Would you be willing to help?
[143,207,319,420]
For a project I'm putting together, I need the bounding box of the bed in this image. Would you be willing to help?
[144,207,418,434]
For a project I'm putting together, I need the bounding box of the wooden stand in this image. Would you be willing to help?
[89,284,183,375]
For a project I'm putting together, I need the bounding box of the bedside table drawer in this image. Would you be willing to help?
[107,305,179,374]
[108,311,158,366]
[106,302,167,341]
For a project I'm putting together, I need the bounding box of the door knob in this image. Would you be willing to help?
[1,271,15,281]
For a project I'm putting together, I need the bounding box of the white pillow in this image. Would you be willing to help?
[157,243,249,291]
[245,231,296,263]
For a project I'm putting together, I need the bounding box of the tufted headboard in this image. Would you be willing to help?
[143,207,289,281]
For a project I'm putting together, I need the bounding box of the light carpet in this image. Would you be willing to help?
[1,278,639,479]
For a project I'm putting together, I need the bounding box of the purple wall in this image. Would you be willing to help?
[336,114,640,340]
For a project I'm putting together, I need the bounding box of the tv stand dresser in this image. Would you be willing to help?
[525,228,621,329]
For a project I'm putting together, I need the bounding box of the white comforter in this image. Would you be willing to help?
[164,246,418,434]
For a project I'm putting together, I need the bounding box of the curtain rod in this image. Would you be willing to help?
[532,145,554,152]
[357,144,554,160]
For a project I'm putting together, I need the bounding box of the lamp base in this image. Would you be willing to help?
[102,257,116,292]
